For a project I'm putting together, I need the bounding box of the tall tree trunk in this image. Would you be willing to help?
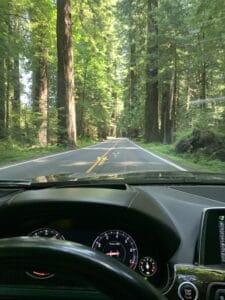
[200,62,207,99]
[0,58,6,138]
[6,13,13,133]
[32,51,48,146]
[57,0,77,147]
[129,37,137,138]
[170,46,177,142]
[145,0,160,142]
[12,55,20,131]
[128,0,137,138]
[12,16,20,132]
[161,83,172,144]
[110,91,118,137]
[199,32,207,109]
[6,57,13,131]
[162,68,176,145]
[162,46,177,144]
[78,62,88,138]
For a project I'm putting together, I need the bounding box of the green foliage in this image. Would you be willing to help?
[0,138,67,164]
[0,137,95,165]
[138,141,225,174]
[76,138,96,148]
[73,0,123,139]
[0,0,225,160]
[116,0,147,138]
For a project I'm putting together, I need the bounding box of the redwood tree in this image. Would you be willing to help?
[57,0,76,147]
[32,50,48,146]
[145,0,160,142]
[0,57,6,138]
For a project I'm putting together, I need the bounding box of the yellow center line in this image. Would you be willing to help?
[98,156,108,166]
[85,142,118,174]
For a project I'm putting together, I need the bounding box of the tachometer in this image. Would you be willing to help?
[92,230,138,270]
[26,228,65,279]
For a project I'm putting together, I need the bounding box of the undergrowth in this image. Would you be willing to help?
[138,142,225,173]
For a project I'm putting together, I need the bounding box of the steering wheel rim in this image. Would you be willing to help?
[0,237,165,300]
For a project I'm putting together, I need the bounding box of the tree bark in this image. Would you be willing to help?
[6,57,13,131]
[12,16,20,132]
[0,58,6,138]
[12,55,20,131]
[32,51,48,146]
[77,61,88,138]
[199,32,207,109]
[128,38,138,138]
[145,0,160,142]
[128,0,138,138]
[162,45,177,145]
[200,62,207,100]
[161,71,176,145]
[57,0,77,147]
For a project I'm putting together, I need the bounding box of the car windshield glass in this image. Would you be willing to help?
[0,0,225,182]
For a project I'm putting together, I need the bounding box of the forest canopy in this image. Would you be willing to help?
[0,0,225,149]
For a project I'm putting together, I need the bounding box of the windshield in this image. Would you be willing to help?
[0,0,225,182]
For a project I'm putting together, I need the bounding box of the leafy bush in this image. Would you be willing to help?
[175,129,225,161]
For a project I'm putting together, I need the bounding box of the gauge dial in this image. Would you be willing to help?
[92,229,138,269]
[27,228,65,279]
[29,228,65,240]
[138,257,157,277]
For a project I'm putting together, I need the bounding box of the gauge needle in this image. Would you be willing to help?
[105,251,120,257]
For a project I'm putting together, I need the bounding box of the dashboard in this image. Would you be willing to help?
[0,183,225,299]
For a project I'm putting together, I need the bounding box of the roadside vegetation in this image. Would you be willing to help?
[139,129,225,174]
[0,138,95,165]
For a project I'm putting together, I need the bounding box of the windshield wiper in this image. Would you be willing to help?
[28,180,127,190]
[0,180,31,188]
[73,171,225,185]
[2,171,224,189]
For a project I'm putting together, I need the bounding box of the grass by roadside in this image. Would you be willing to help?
[76,139,96,148]
[138,142,225,173]
[0,139,96,166]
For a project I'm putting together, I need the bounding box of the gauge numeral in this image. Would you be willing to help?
[92,230,139,270]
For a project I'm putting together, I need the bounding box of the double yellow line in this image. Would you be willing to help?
[86,142,118,174]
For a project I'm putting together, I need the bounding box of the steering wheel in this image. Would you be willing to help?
[0,237,165,299]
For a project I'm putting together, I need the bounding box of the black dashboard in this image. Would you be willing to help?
[0,183,225,299]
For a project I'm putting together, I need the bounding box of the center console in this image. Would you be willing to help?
[166,208,225,300]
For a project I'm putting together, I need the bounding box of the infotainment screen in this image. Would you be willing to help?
[199,208,225,265]
[218,215,225,263]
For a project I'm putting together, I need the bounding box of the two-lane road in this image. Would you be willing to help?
[0,139,186,180]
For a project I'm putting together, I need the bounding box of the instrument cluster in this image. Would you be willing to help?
[27,227,160,280]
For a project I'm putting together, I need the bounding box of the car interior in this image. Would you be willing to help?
[0,180,224,299]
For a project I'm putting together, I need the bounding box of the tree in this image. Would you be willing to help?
[29,0,57,146]
[0,57,6,138]
[57,0,76,147]
[116,0,146,138]
[145,0,160,142]
[75,0,121,139]
[0,0,8,138]
[32,50,48,146]
[1,1,23,137]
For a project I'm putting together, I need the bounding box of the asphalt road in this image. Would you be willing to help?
[0,138,186,180]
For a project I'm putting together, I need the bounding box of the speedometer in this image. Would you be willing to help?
[92,230,138,270]
[26,228,65,279]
